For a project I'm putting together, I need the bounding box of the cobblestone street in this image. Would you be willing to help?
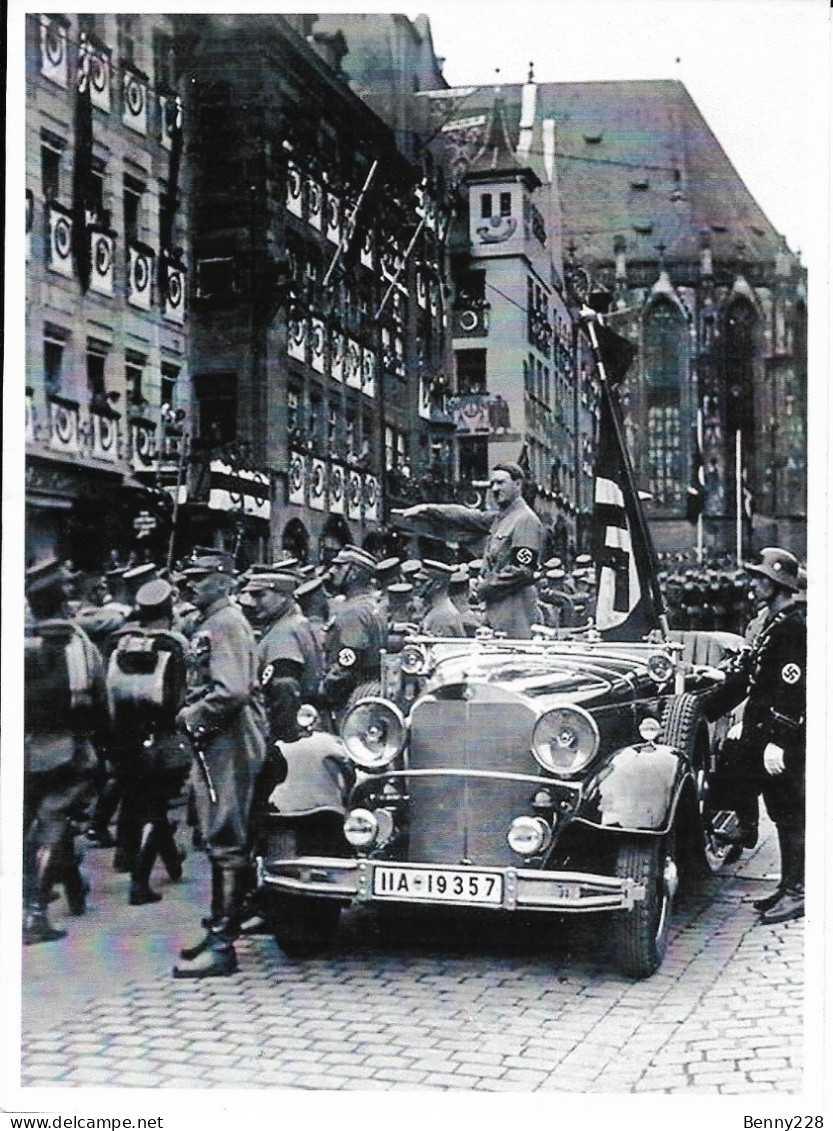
[11,817,807,1099]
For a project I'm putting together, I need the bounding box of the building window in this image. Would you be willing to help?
[91,159,106,219]
[43,331,65,397]
[287,387,300,433]
[499,191,512,217]
[480,193,492,220]
[41,133,64,201]
[195,373,237,445]
[126,352,147,408]
[86,341,109,407]
[160,362,179,410]
[642,297,686,508]
[456,348,487,395]
[153,30,176,90]
[124,175,144,245]
[118,14,138,63]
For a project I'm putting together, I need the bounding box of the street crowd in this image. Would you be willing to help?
[23,461,806,978]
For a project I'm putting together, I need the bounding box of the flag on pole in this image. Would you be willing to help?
[686,423,706,524]
[72,33,94,293]
[587,317,664,640]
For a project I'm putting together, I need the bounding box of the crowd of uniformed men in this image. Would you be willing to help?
[22,461,807,977]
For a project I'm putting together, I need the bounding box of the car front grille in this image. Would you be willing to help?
[405,690,539,866]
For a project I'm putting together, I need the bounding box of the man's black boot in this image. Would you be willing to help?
[173,866,246,978]
[129,823,162,905]
[180,861,224,959]
[759,825,805,924]
[23,846,67,945]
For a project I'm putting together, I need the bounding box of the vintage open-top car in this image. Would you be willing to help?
[255,627,745,978]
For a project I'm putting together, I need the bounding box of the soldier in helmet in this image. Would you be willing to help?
[705,547,806,924]
[171,551,267,978]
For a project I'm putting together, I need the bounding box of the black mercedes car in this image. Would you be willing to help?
[256,627,744,977]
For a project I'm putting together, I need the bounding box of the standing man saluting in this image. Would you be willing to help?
[172,550,266,978]
[398,463,544,638]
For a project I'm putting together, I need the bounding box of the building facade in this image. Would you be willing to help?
[425,77,807,558]
[25,12,189,568]
[182,14,455,565]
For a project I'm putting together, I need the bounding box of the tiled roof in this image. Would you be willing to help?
[439,79,784,267]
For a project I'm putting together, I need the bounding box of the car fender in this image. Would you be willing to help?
[578,743,690,833]
[267,732,354,818]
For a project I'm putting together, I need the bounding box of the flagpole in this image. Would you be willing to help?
[735,428,742,564]
[322,159,379,290]
[696,405,704,565]
[583,312,670,638]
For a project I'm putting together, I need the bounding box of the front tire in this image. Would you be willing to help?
[661,693,726,874]
[612,834,677,978]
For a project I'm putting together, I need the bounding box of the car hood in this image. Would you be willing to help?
[423,645,648,711]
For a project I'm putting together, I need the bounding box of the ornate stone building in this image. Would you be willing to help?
[182,14,455,563]
[425,77,807,556]
[25,12,189,567]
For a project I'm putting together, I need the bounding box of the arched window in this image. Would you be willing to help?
[642,298,687,510]
[723,298,758,516]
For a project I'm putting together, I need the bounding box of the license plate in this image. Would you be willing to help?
[373,865,503,905]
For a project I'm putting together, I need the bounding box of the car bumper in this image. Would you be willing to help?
[258,856,646,912]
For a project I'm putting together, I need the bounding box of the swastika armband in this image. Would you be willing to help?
[511,546,538,569]
[337,647,357,668]
[781,662,802,685]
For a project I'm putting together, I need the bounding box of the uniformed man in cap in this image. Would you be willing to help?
[319,545,386,717]
[246,569,322,742]
[706,547,806,924]
[23,559,106,944]
[448,567,483,638]
[294,575,329,654]
[171,550,267,977]
[106,579,190,905]
[398,463,544,638]
[414,560,468,638]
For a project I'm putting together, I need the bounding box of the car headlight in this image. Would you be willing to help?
[344,808,378,848]
[647,652,674,685]
[341,698,406,770]
[507,816,552,856]
[400,645,429,676]
[531,705,600,776]
[296,703,320,732]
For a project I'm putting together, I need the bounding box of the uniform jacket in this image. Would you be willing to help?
[258,606,323,701]
[421,597,468,638]
[708,599,806,775]
[415,499,544,638]
[178,596,267,762]
[320,591,386,706]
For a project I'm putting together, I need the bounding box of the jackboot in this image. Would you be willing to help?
[759,886,804,924]
[129,822,163,905]
[156,820,185,882]
[180,860,224,959]
[172,865,247,978]
[22,846,67,945]
[752,824,791,910]
[61,837,90,916]
[759,824,805,924]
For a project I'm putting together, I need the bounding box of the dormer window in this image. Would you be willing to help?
[481,193,493,220]
[499,191,512,217]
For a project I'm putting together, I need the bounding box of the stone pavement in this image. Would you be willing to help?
[15,817,804,1094]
